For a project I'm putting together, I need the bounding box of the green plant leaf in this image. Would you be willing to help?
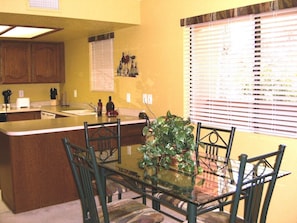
[138,111,201,173]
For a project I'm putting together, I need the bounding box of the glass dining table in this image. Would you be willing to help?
[97,144,290,223]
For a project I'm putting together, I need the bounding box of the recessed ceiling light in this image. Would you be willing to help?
[0,25,61,39]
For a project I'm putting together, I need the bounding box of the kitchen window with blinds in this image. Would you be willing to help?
[184,8,297,138]
[89,33,114,92]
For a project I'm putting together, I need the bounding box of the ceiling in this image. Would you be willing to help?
[0,13,135,42]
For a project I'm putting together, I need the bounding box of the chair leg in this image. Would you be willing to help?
[152,199,161,211]
[151,187,160,211]
[187,202,198,223]
[142,185,147,205]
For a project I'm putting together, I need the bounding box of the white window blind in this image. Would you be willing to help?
[184,9,297,138]
[89,38,114,91]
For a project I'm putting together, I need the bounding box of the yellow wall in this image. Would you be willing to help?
[1,0,296,222]
[0,83,60,103]
[64,1,296,222]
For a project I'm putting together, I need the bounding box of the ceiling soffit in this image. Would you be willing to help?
[0,12,137,42]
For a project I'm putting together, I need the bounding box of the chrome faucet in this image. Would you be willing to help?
[88,103,98,117]
[88,103,98,113]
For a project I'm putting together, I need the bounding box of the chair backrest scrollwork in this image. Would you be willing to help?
[84,119,121,164]
[196,122,236,172]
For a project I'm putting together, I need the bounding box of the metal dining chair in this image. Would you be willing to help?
[84,119,122,164]
[153,122,236,220]
[193,144,286,223]
[195,122,236,168]
[83,119,129,202]
[62,137,164,223]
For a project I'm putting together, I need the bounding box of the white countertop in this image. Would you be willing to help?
[0,106,146,136]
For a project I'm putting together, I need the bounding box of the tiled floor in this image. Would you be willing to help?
[0,190,185,223]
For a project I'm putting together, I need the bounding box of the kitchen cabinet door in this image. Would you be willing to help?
[0,41,31,83]
[6,111,41,121]
[31,42,65,83]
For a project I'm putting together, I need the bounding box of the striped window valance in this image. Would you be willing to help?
[88,32,114,42]
[180,0,297,26]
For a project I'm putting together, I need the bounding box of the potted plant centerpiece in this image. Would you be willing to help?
[138,111,202,176]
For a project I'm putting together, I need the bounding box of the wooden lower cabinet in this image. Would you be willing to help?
[6,111,41,121]
[0,122,145,213]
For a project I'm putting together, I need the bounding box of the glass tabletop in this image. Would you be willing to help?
[98,144,237,206]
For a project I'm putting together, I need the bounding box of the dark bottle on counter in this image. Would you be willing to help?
[97,99,102,116]
[106,96,115,116]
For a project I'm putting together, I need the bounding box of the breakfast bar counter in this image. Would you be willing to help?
[0,114,146,213]
[0,114,146,136]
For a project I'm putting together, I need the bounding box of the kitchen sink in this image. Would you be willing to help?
[61,109,97,116]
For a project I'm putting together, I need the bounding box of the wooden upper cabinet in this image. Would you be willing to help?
[0,41,31,83]
[0,41,65,84]
[31,42,65,83]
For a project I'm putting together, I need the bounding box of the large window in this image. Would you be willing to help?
[184,9,297,138]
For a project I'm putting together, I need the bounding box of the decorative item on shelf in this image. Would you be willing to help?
[117,52,139,77]
[138,111,203,177]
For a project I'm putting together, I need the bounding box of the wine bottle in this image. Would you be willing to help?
[97,99,102,116]
[106,96,115,116]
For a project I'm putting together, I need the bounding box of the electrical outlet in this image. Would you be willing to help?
[126,93,131,103]
[147,94,153,104]
[127,146,131,155]
[143,94,148,104]
[18,90,24,97]
[74,89,77,98]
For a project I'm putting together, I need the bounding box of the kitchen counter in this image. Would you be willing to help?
[0,103,143,114]
[0,115,145,136]
[0,105,145,136]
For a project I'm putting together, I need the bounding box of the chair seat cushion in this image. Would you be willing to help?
[108,174,143,189]
[154,192,218,212]
[106,178,129,196]
[195,211,244,223]
[154,192,188,210]
[99,198,164,223]
[92,176,130,197]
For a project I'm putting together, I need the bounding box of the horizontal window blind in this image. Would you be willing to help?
[89,37,114,92]
[184,9,297,138]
